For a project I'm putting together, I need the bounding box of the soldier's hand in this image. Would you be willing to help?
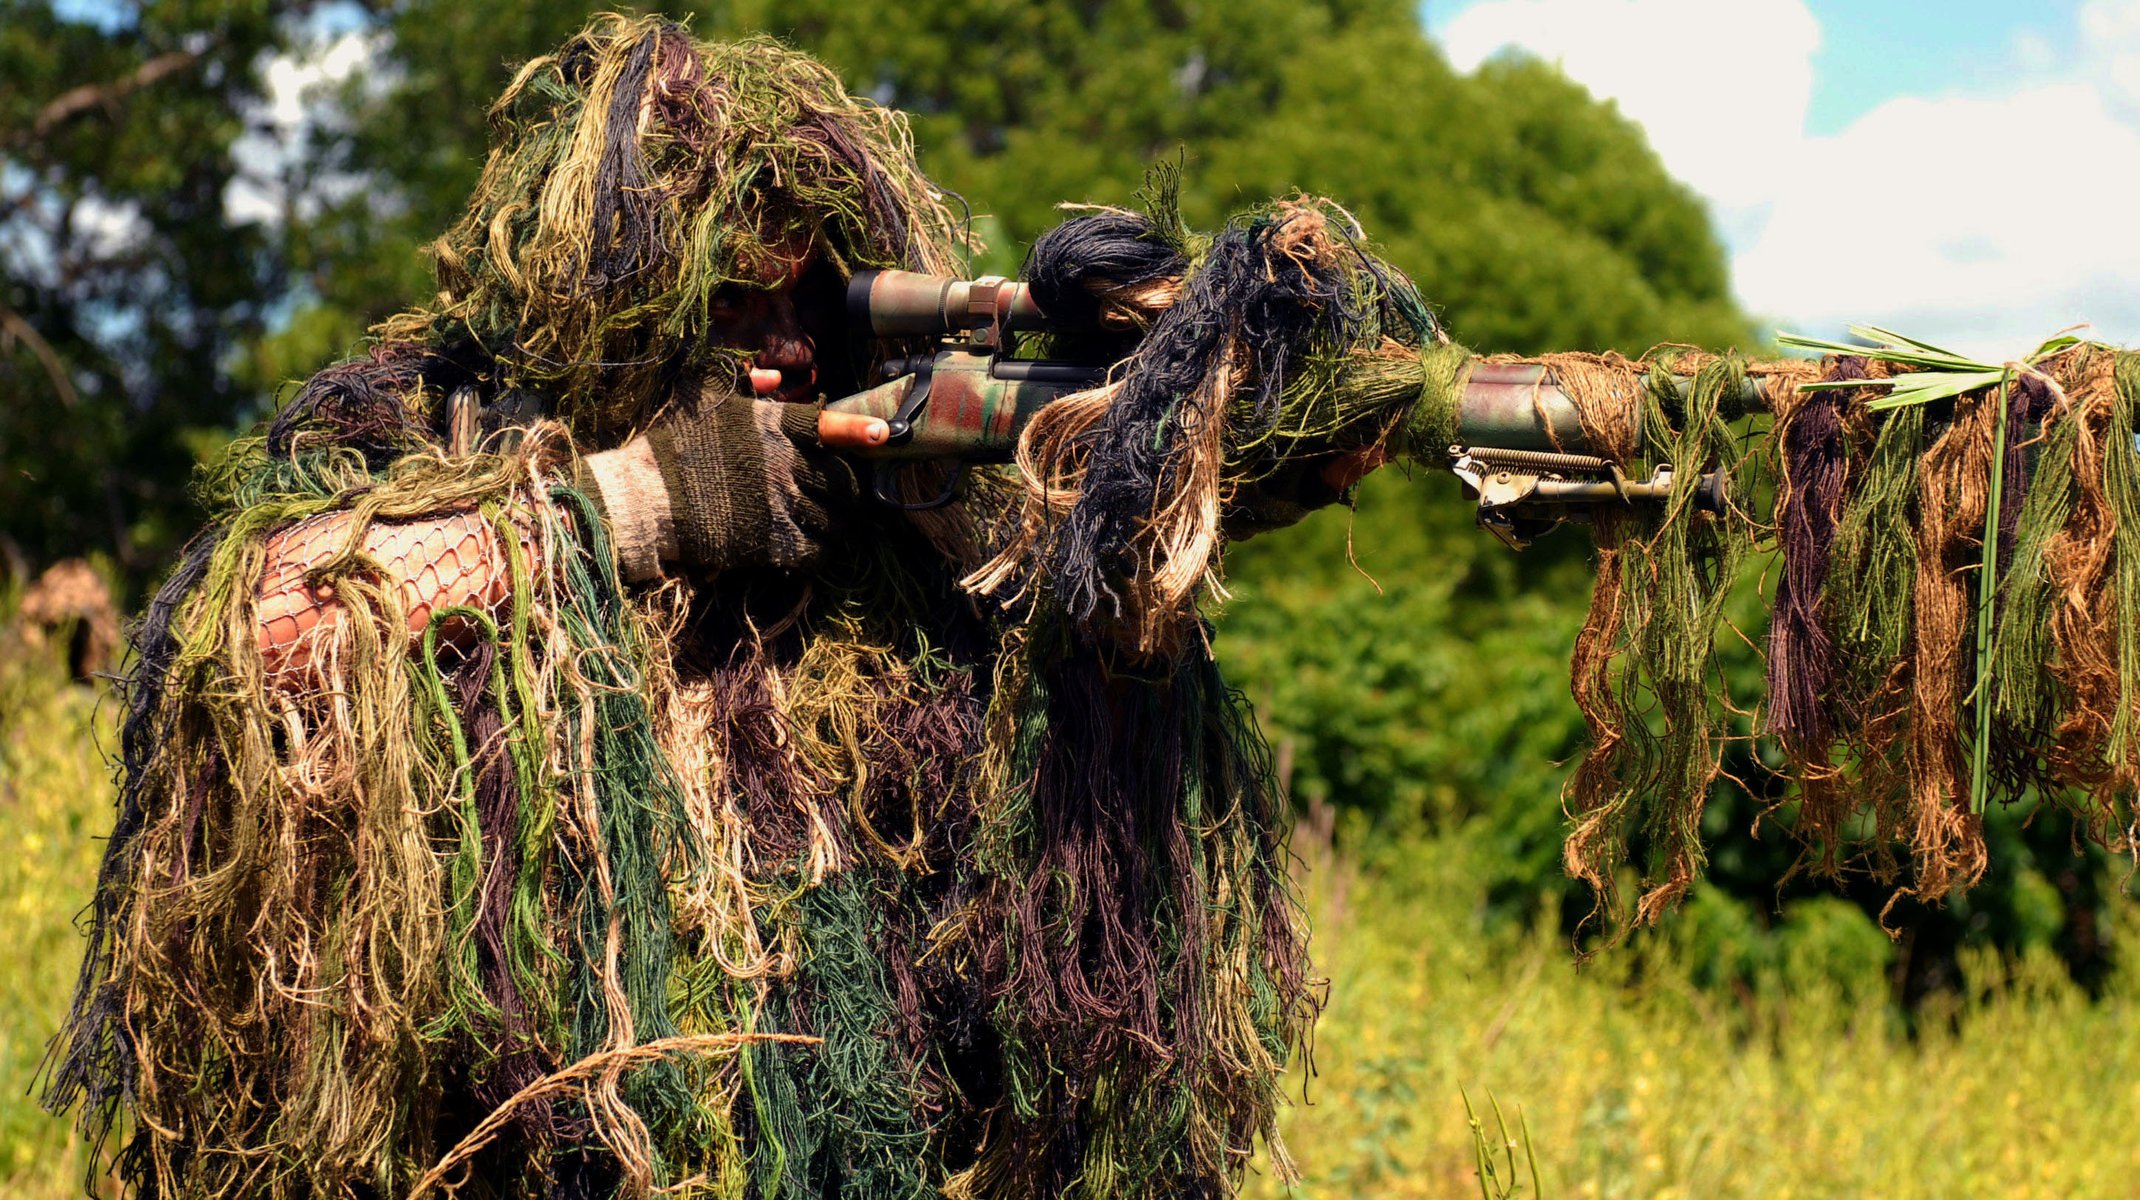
[577,386,861,581]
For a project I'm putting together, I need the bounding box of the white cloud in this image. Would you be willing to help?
[2081,0,2140,113]
[1438,0,1819,233]
[1435,0,2140,356]
[1736,82,2140,356]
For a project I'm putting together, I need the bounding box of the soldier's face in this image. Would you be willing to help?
[712,236,821,404]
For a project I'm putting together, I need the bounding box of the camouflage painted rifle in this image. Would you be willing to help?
[820,269,1752,545]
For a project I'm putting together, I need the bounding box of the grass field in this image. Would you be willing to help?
[6,641,2139,1198]
[1259,825,2140,1199]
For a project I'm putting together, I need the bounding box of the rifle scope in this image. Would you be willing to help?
[847,270,1052,338]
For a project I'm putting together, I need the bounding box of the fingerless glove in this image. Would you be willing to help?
[578,389,857,580]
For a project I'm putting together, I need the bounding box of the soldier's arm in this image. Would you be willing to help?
[255,508,526,676]
[256,392,864,677]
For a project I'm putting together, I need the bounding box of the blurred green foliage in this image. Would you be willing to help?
[0,0,292,575]
[0,629,114,1194]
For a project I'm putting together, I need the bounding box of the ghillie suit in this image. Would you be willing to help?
[44,16,1443,1200]
[9,558,121,680]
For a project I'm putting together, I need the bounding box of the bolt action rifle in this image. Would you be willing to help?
[817,269,1756,546]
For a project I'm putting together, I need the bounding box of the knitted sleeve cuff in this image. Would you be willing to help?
[576,436,678,582]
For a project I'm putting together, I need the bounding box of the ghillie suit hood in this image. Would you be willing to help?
[271,12,960,466]
[44,16,1447,1200]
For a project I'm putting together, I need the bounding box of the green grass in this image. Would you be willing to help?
[1257,822,2140,1199]
[4,644,2139,1198]
[0,638,107,1195]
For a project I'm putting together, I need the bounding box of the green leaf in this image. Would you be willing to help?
[1776,323,2084,411]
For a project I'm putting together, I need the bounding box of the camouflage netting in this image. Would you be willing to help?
[44,15,1446,1200]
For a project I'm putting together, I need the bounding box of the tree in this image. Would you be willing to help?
[0,1,309,578]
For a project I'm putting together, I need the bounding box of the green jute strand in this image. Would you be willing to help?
[489,500,567,1046]
[775,877,936,1200]
[1396,340,1473,459]
[1968,371,2016,814]
[1563,352,1767,927]
[2105,354,2140,767]
[1990,391,2080,733]
[204,435,384,511]
[546,485,702,1165]
[418,605,512,1035]
[1625,354,1752,913]
[745,973,807,1200]
[1827,403,1927,701]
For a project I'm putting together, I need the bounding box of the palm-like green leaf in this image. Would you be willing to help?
[1777,325,2081,410]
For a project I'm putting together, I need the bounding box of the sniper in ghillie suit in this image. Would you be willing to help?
[41,11,2140,1200]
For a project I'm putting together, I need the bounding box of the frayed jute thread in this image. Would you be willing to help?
[408,1032,820,1200]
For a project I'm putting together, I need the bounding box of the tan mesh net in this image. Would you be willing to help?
[257,509,523,679]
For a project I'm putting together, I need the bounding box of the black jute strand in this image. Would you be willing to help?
[1023,211,1189,332]
[1999,369,2059,567]
[265,342,465,466]
[1767,356,1863,747]
[584,26,671,293]
[1038,214,1370,626]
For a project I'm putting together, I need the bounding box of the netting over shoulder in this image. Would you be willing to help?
[257,508,526,682]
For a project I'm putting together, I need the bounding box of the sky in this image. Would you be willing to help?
[1425,0,2140,357]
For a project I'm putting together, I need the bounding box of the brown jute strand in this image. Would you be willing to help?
[2040,350,2127,806]
[1902,385,2000,899]
[407,1033,820,1200]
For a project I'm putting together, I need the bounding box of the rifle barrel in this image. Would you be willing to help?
[1456,362,1769,454]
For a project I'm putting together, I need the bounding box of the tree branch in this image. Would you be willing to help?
[13,49,205,149]
[0,301,80,410]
